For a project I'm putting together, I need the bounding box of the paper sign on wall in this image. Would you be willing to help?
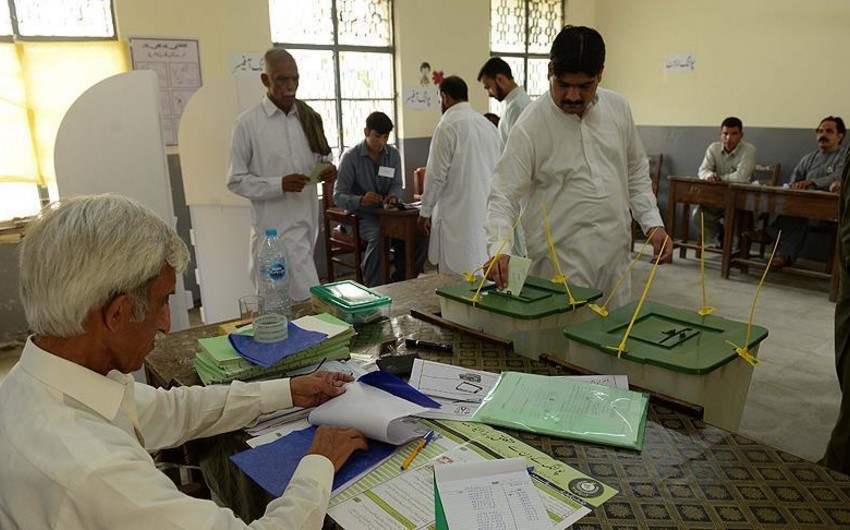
[130,37,203,146]
[664,53,697,73]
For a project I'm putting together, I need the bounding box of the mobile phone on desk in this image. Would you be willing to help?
[376,353,420,377]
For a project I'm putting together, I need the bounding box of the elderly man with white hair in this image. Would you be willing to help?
[0,194,367,529]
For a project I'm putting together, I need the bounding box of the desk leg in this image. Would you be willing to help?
[680,204,691,259]
[721,192,736,279]
[380,234,391,285]
[667,185,677,263]
[405,226,415,280]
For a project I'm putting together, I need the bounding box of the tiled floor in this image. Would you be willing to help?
[0,255,842,463]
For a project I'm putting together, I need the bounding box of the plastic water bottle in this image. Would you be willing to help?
[256,228,292,319]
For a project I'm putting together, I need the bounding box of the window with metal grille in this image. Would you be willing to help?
[488,0,562,114]
[268,0,396,162]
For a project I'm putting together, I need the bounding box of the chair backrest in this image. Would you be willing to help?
[647,153,663,195]
[753,163,780,186]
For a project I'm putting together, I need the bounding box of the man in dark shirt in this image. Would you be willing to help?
[334,112,427,286]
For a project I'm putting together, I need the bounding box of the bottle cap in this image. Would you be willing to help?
[265,228,278,237]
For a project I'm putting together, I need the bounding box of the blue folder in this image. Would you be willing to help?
[228,323,327,368]
[231,425,397,497]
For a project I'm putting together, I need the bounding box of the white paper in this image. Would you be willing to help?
[664,52,697,73]
[378,165,395,178]
[408,359,499,403]
[247,418,312,448]
[505,254,532,296]
[308,381,428,444]
[415,396,481,421]
[435,457,552,530]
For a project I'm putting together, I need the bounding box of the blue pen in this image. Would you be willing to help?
[526,466,535,474]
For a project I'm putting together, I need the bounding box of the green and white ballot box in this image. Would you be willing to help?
[562,300,769,432]
[435,276,603,360]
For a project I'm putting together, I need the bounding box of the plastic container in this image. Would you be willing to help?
[562,300,769,432]
[310,280,392,325]
[256,228,292,319]
[436,276,603,360]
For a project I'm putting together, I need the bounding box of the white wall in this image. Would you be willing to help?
[595,0,850,128]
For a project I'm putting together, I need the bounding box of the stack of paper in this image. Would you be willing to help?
[408,360,499,421]
[472,372,650,450]
[231,371,438,496]
[193,313,356,384]
[434,458,552,530]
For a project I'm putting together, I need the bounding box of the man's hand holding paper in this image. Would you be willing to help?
[291,370,354,408]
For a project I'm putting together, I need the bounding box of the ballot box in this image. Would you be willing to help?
[436,276,602,360]
[562,300,769,432]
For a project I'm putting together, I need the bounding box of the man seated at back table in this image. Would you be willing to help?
[748,116,846,268]
[0,194,367,530]
[696,116,757,248]
[334,111,428,286]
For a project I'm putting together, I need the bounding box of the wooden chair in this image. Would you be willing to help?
[752,163,780,186]
[322,180,364,283]
[631,153,663,251]
[412,167,426,201]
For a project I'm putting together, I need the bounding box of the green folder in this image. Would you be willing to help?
[434,472,448,530]
[471,372,650,450]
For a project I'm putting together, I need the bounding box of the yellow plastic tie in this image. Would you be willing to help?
[473,211,525,304]
[542,201,585,308]
[697,211,716,316]
[607,235,669,359]
[590,227,660,318]
[726,231,782,367]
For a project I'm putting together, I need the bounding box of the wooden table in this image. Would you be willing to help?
[145,274,850,528]
[666,176,731,259]
[374,206,421,284]
[721,183,840,301]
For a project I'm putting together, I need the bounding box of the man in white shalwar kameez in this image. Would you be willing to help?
[418,76,502,276]
[486,26,671,308]
[228,48,337,301]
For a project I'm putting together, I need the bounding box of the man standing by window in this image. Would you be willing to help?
[477,57,532,146]
[228,48,337,301]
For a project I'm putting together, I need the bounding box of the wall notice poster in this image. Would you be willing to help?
[130,38,202,146]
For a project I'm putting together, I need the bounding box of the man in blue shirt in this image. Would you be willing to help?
[334,112,427,286]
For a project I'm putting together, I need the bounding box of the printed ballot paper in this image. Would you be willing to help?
[434,457,552,530]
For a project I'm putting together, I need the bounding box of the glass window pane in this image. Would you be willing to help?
[0,1,12,35]
[14,0,114,37]
[339,51,393,99]
[288,49,336,99]
[269,0,333,45]
[528,0,562,54]
[303,99,339,154]
[0,183,41,220]
[337,0,391,47]
[341,99,394,151]
[491,0,525,54]
[527,57,549,98]
[502,55,525,89]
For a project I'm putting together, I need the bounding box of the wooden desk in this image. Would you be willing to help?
[666,176,730,259]
[721,183,840,301]
[374,207,421,284]
[144,274,457,389]
[145,275,850,528]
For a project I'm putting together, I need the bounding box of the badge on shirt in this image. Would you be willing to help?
[378,166,395,179]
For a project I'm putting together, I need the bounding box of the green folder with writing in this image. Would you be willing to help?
[471,372,650,450]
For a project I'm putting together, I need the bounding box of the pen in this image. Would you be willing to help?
[400,430,434,470]
[405,339,453,353]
